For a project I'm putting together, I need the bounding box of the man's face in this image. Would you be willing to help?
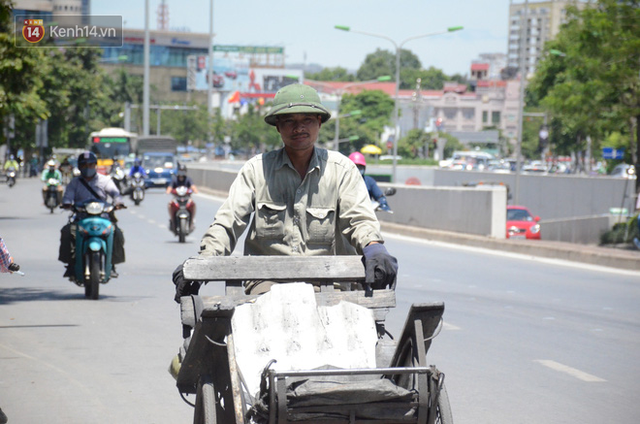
[275,113,322,152]
[80,162,97,178]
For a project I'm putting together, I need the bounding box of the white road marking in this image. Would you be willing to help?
[534,359,606,382]
[383,232,640,277]
[442,321,461,331]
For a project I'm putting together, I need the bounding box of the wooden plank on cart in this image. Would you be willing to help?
[183,255,366,282]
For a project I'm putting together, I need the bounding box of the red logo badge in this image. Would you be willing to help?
[22,19,45,43]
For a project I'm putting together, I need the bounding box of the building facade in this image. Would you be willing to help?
[507,0,586,77]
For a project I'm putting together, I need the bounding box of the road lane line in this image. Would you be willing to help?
[442,321,461,331]
[383,233,640,277]
[534,359,606,382]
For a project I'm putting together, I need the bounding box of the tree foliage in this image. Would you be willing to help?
[319,89,394,154]
[305,67,355,82]
[528,0,640,175]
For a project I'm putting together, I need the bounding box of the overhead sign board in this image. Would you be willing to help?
[602,147,624,160]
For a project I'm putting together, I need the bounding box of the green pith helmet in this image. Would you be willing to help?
[264,83,331,126]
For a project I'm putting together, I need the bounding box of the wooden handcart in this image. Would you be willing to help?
[176,255,453,424]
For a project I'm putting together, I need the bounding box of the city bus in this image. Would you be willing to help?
[88,127,137,173]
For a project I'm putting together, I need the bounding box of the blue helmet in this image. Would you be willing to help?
[77,151,97,167]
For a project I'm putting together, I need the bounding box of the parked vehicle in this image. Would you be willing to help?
[44,177,62,213]
[67,200,124,299]
[169,186,195,243]
[5,168,17,187]
[129,172,146,205]
[506,205,541,240]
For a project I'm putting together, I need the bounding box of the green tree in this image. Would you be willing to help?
[357,48,421,89]
[305,67,355,82]
[156,103,209,146]
[398,128,430,159]
[0,0,48,154]
[320,89,394,153]
[402,66,450,90]
[529,0,640,179]
[229,104,281,156]
[41,47,109,149]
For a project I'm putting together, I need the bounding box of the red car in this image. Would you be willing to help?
[506,205,541,239]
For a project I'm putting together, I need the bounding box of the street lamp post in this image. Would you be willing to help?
[335,25,463,183]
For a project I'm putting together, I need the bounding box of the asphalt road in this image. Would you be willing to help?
[1,176,639,423]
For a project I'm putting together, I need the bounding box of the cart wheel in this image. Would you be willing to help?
[436,382,453,424]
[194,375,217,424]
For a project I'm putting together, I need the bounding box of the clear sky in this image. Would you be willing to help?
[92,0,514,76]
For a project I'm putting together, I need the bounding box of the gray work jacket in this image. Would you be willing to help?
[199,147,383,256]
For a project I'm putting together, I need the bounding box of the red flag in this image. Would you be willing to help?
[228,91,240,103]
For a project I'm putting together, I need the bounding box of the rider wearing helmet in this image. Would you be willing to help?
[166,163,199,231]
[172,83,398,301]
[166,163,198,194]
[348,152,392,212]
[59,151,126,278]
[3,154,19,172]
[41,159,63,203]
[128,157,146,178]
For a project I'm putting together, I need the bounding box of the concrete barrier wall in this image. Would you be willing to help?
[366,164,637,221]
[189,161,635,244]
[540,215,621,244]
[188,164,507,238]
[375,183,506,238]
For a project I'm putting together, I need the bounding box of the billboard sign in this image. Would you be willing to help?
[188,55,302,94]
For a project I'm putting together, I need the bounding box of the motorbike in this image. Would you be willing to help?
[45,177,62,213]
[169,186,195,243]
[372,187,396,213]
[129,172,146,206]
[6,168,17,188]
[110,164,127,194]
[67,200,123,300]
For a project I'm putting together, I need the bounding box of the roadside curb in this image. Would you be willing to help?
[380,221,640,272]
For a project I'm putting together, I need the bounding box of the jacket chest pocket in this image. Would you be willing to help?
[256,202,287,239]
[306,207,335,243]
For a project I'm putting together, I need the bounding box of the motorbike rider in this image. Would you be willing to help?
[348,152,392,212]
[128,157,146,179]
[59,151,126,278]
[4,154,19,173]
[172,83,397,300]
[166,163,198,194]
[59,157,73,183]
[41,159,63,204]
[166,163,198,231]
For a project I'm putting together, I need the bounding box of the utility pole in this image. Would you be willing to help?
[514,0,529,205]
[207,0,214,144]
[142,0,150,136]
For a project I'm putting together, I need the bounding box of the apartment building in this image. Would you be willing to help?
[507,0,586,77]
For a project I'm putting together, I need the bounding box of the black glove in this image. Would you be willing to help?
[8,262,20,272]
[378,197,392,213]
[362,243,398,291]
[172,263,202,303]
